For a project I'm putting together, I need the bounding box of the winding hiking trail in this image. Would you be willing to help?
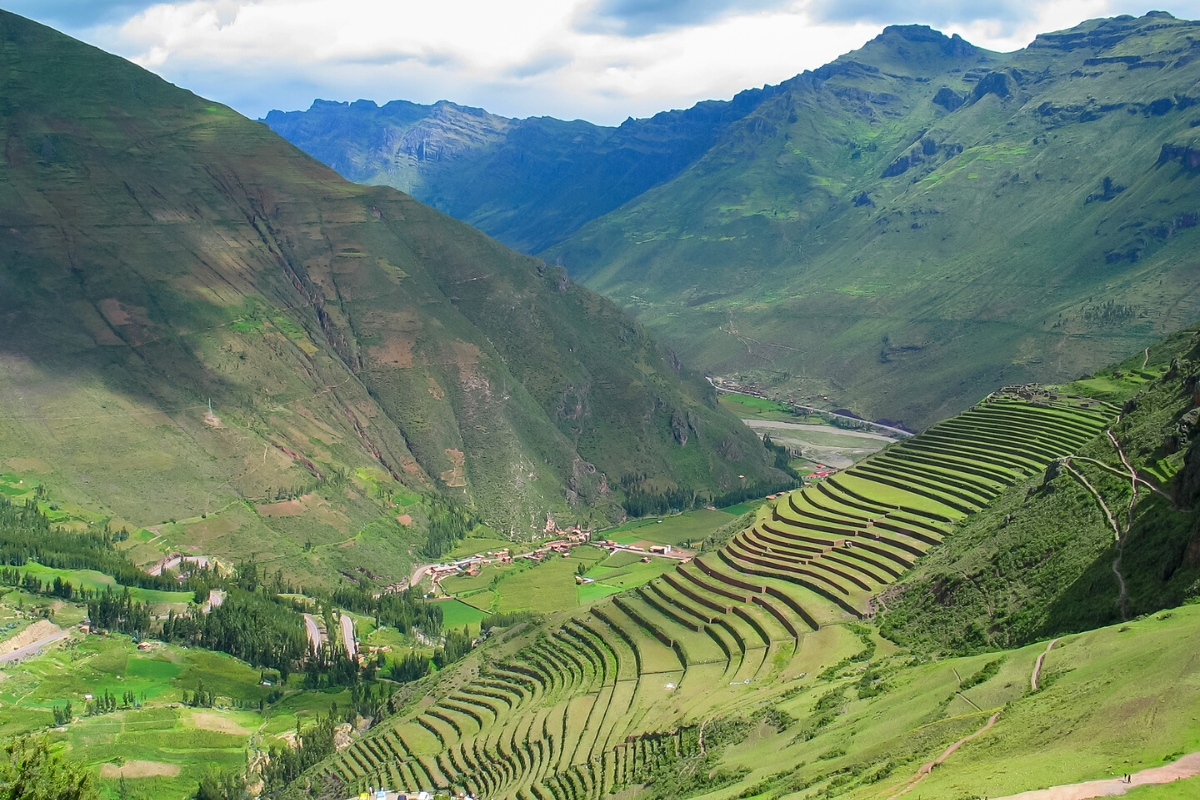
[1030,638,1058,691]
[884,712,1002,800]
[993,752,1200,800]
[1061,457,1129,619]
[885,638,1062,800]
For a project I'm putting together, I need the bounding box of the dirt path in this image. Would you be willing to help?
[885,712,1003,800]
[1142,347,1150,370]
[1030,638,1059,691]
[994,751,1200,800]
[1063,459,1121,542]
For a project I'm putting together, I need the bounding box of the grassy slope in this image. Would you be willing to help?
[690,606,1200,800]
[880,325,1200,654]
[547,15,1200,430]
[0,11,785,585]
[299,331,1200,800]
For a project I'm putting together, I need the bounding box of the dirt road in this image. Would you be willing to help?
[994,752,1200,800]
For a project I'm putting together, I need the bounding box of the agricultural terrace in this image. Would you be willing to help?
[318,389,1116,799]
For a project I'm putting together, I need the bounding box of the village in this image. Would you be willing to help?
[417,527,699,595]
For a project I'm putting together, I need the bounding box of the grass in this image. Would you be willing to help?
[15,563,195,606]
[1126,775,1200,799]
[720,499,766,516]
[495,557,581,614]
[602,509,735,547]
[431,598,489,634]
[717,395,801,423]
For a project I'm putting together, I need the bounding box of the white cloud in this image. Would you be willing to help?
[27,0,1200,124]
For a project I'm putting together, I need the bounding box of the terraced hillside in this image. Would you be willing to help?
[317,390,1113,798]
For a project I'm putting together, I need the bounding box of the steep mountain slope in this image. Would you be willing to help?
[548,14,1200,428]
[299,329,1200,800]
[270,15,1200,431]
[881,324,1200,653]
[0,10,785,584]
[263,87,776,254]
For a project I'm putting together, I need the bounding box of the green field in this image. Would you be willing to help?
[431,598,489,634]
[16,563,195,607]
[717,394,804,423]
[603,509,736,547]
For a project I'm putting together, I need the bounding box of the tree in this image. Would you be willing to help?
[0,736,97,800]
[193,771,244,800]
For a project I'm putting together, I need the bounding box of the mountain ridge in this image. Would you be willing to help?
[268,13,1200,431]
[0,9,786,586]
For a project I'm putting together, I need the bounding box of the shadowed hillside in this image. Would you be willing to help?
[0,10,787,586]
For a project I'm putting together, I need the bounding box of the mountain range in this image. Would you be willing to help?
[268,12,1200,429]
[0,10,785,585]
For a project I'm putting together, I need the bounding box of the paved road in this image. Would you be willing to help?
[708,380,913,437]
[339,614,356,657]
[302,614,323,651]
[0,629,71,663]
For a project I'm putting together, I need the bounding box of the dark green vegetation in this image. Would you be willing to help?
[0,9,786,590]
[0,736,97,800]
[0,486,468,798]
[273,13,1200,430]
[881,325,1200,654]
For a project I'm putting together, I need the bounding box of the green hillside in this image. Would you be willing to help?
[300,327,1200,800]
[0,10,787,586]
[548,14,1200,429]
[270,14,1200,432]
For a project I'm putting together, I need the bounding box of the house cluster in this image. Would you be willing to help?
[521,530,592,563]
[805,463,837,481]
[595,539,690,563]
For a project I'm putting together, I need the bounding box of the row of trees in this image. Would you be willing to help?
[0,498,179,592]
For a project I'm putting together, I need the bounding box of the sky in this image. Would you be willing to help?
[7,1,1200,124]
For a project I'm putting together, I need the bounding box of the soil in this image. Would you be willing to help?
[0,620,60,655]
[100,761,181,778]
[995,752,1200,800]
[190,711,250,735]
